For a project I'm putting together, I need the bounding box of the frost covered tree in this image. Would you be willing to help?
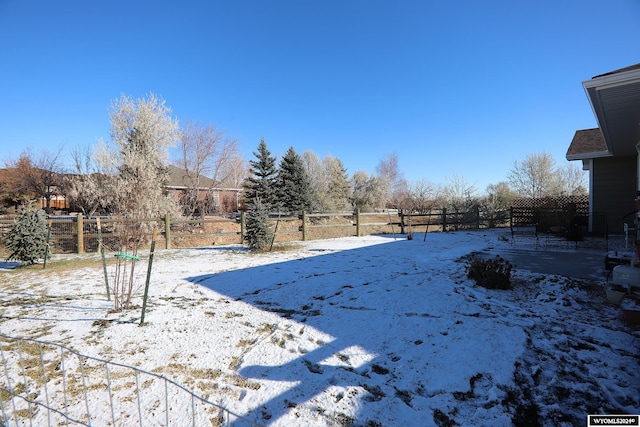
[4,208,51,265]
[300,152,351,212]
[96,93,181,222]
[301,150,324,211]
[482,181,517,227]
[244,139,277,210]
[94,93,181,310]
[322,155,351,212]
[276,147,313,213]
[350,171,385,212]
[375,153,408,209]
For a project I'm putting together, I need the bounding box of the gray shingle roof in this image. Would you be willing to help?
[566,128,609,159]
[592,62,640,79]
[166,164,216,189]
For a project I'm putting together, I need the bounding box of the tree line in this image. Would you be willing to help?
[0,93,588,220]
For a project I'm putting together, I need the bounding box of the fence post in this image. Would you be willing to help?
[301,211,308,241]
[355,208,361,237]
[164,214,171,249]
[509,207,514,231]
[476,205,481,229]
[442,208,447,232]
[77,213,84,254]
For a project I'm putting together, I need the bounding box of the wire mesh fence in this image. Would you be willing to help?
[0,334,261,427]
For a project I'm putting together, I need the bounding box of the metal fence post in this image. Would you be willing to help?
[164,214,171,249]
[355,208,361,237]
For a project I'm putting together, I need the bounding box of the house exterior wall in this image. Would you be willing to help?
[592,155,637,234]
[166,188,240,213]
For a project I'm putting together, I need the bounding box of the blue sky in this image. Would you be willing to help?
[1,1,639,193]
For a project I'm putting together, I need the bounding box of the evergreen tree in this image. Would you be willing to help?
[243,198,274,250]
[244,139,277,209]
[4,208,51,265]
[276,147,313,213]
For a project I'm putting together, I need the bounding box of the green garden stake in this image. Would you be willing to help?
[270,212,282,251]
[43,220,52,269]
[140,229,157,325]
[97,218,111,301]
[387,211,396,240]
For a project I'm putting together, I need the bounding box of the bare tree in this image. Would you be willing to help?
[2,153,34,206]
[375,153,408,209]
[444,173,477,209]
[443,174,478,230]
[217,151,247,188]
[65,145,109,216]
[407,179,441,214]
[3,147,66,213]
[508,152,562,198]
[558,163,588,196]
[173,121,245,216]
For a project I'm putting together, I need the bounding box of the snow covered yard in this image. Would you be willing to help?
[1,229,638,426]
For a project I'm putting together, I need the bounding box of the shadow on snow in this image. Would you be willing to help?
[184,233,521,426]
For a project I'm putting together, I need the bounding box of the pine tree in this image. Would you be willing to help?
[4,208,51,265]
[276,147,313,213]
[244,139,277,209]
[243,198,274,250]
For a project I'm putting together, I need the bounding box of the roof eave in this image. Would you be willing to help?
[566,151,612,161]
[583,67,640,90]
[583,67,640,155]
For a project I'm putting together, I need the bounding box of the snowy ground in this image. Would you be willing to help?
[1,228,639,426]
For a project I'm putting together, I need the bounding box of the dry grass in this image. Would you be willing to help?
[3,256,112,275]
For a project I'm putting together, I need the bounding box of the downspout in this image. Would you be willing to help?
[583,159,594,233]
[636,142,640,194]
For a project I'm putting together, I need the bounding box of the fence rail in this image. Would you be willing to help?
[0,333,260,427]
[1,204,598,255]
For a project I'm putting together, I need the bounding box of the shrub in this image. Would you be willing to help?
[244,199,274,250]
[466,255,513,290]
[4,208,51,265]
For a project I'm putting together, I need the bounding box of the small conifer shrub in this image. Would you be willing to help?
[4,208,51,265]
[465,255,513,290]
[244,199,274,250]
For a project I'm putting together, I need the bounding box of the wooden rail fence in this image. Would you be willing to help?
[0,207,512,254]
